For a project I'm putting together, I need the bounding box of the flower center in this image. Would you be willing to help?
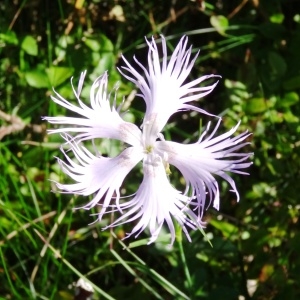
[145,145,154,154]
[143,142,171,176]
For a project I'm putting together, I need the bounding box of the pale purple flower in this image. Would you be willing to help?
[44,36,252,245]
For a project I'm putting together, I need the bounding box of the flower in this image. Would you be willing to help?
[44,36,252,245]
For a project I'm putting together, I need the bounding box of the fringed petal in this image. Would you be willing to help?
[44,72,142,146]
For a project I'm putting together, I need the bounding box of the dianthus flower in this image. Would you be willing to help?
[44,36,252,245]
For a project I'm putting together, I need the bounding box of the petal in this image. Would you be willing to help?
[103,159,205,245]
[156,120,252,214]
[55,139,143,217]
[120,35,220,134]
[43,71,142,146]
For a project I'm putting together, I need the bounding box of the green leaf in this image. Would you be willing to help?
[210,15,229,35]
[283,111,299,123]
[261,52,287,91]
[99,34,114,52]
[268,109,283,123]
[209,219,238,238]
[84,34,114,53]
[21,35,38,56]
[55,36,74,61]
[24,70,50,88]
[245,98,267,114]
[94,52,115,74]
[278,92,299,107]
[57,35,74,48]
[84,38,101,52]
[283,75,300,90]
[0,31,18,45]
[46,67,74,87]
[270,13,285,24]
[268,51,287,78]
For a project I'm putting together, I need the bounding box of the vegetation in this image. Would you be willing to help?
[1,0,299,299]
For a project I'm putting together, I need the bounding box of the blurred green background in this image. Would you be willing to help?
[1,0,300,299]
